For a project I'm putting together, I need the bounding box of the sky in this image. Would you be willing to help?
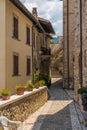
[20,0,63,37]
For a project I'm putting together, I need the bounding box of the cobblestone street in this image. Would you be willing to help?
[23,78,87,130]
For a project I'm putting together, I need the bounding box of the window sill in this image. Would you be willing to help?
[12,36,21,41]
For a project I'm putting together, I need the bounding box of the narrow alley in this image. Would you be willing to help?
[23,78,86,130]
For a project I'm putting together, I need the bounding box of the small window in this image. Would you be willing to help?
[26,57,31,75]
[13,54,19,76]
[26,26,30,44]
[13,16,18,39]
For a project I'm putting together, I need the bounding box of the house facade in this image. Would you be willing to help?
[63,0,87,101]
[32,8,55,75]
[0,0,54,93]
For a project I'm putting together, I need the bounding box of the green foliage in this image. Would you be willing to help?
[33,71,51,87]
[39,80,46,86]
[41,47,51,55]
[78,87,87,94]
[15,85,24,91]
[27,82,34,88]
[1,89,11,96]
[34,82,40,88]
[33,71,41,83]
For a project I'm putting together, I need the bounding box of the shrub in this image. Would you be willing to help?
[78,87,87,94]
[33,71,51,87]
[33,71,41,83]
[39,80,46,86]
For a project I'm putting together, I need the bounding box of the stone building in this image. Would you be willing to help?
[0,0,54,93]
[63,0,87,101]
[63,0,75,89]
[32,8,55,74]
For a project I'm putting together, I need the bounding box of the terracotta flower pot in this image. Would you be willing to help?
[2,95,10,100]
[17,90,24,95]
[28,88,33,91]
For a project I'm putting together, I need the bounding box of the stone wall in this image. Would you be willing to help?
[63,0,75,88]
[63,0,87,102]
[0,87,48,129]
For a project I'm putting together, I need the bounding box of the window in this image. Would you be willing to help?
[13,16,18,39]
[13,54,19,76]
[26,57,31,75]
[26,26,30,44]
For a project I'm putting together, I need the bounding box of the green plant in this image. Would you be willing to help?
[27,83,34,88]
[1,89,11,96]
[33,71,51,87]
[34,82,40,88]
[38,80,46,86]
[78,87,87,94]
[33,71,41,83]
[15,85,24,91]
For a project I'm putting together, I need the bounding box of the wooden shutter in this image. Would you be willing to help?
[13,16,18,39]
[13,55,19,75]
[27,58,30,75]
[26,27,30,44]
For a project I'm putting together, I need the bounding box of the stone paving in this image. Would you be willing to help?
[23,78,87,130]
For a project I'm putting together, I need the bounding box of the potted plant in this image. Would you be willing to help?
[78,87,87,96]
[78,87,87,111]
[27,82,34,91]
[15,85,24,95]
[1,89,11,100]
[34,82,40,89]
[38,80,45,87]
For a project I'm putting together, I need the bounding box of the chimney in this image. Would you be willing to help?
[32,8,38,20]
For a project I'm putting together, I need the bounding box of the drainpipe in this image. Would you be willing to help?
[67,0,69,88]
[80,0,83,87]
[32,25,34,83]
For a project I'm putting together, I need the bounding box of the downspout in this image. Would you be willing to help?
[80,0,83,87]
[67,0,69,87]
[32,25,34,83]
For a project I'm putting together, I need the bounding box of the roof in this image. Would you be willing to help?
[10,0,44,33]
[38,17,55,34]
[9,0,55,35]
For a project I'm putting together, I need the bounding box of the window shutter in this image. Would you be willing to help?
[13,55,19,75]
[26,27,30,44]
[27,58,31,75]
[13,16,18,39]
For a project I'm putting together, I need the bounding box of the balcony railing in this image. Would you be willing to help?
[40,47,51,55]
